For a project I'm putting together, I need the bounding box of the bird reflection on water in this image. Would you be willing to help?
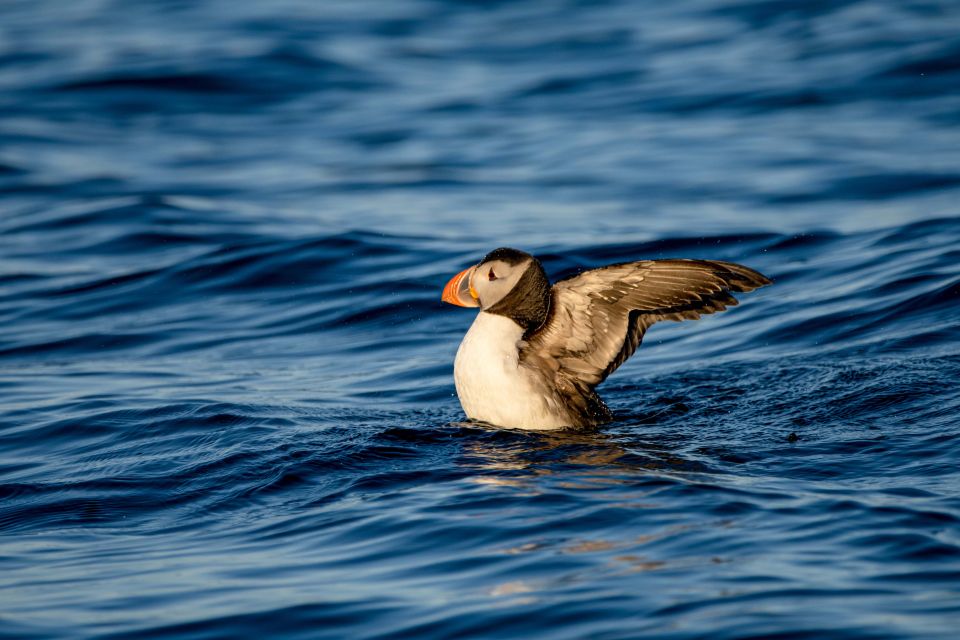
[459,421,709,485]
[453,423,741,604]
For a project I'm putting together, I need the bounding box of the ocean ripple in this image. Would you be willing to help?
[2,0,960,638]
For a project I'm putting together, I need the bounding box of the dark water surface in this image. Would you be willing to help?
[2,1,960,638]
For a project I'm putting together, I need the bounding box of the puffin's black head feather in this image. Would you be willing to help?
[480,247,533,267]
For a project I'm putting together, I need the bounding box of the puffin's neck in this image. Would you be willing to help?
[486,262,551,336]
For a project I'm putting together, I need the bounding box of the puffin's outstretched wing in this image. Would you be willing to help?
[520,259,771,389]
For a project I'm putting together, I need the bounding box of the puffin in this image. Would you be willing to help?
[441,248,770,430]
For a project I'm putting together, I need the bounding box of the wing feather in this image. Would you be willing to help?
[520,259,770,389]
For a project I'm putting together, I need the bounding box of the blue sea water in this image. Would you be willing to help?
[2,0,960,638]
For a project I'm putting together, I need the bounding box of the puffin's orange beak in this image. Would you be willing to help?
[442,266,480,307]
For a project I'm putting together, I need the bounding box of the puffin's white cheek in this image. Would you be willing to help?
[477,283,500,309]
[475,281,493,306]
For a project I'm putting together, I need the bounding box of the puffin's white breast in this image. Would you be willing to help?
[453,312,568,430]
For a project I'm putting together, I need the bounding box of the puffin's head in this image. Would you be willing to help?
[442,247,551,332]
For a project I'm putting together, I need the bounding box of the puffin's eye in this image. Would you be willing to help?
[488,268,497,281]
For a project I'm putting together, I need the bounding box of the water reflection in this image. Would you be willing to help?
[448,422,735,601]
[457,420,711,487]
